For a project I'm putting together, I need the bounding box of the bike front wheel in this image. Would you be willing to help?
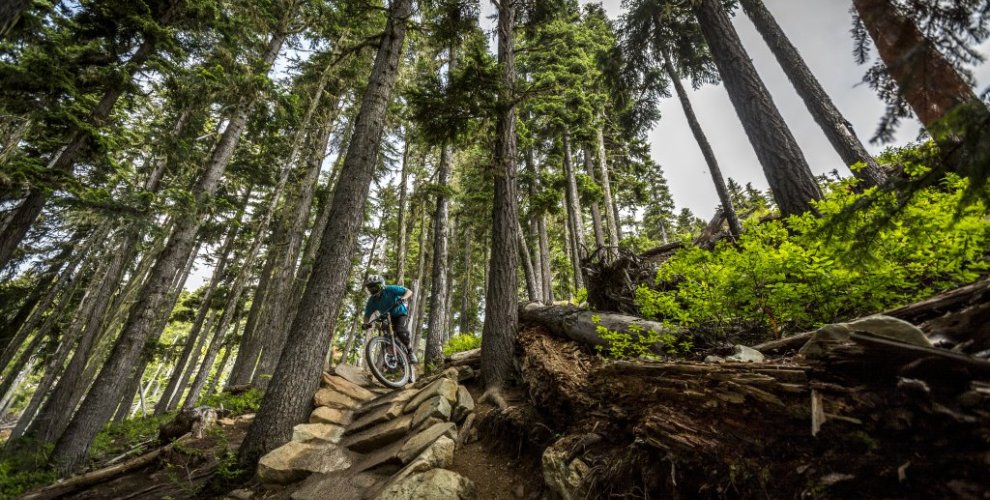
[365,336,411,388]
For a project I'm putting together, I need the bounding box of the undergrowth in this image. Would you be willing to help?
[199,387,263,416]
[636,172,990,339]
[443,334,481,356]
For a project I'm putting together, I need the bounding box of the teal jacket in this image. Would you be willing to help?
[364,285,409,319]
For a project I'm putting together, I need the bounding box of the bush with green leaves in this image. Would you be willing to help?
[442,334,481,357]
[591,314,693,359]
[200,387,263,416]
[636,173,990,338]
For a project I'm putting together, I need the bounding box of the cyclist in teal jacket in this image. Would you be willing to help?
[362,274,416,363]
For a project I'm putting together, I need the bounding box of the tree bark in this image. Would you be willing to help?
[851,0,990,178]
[562,134,586,291]
[537,208,553,304]
[411,205,429,343]
[237,0,412,467]
[739,0,885,187]
[595,123,621,252]
[518,222,540,302]
[583,149,607,251]
[184,294,246,409]
[458,225,474,335]
[50,19,290,474]
[662,50,743,237]
[481,0,521,395]
[519,302,678,351]
[692,0,823,217]
[396,135,411,283]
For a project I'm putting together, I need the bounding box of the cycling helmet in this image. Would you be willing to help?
[365,274,385,295]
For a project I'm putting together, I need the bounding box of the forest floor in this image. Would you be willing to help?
[42,372,542,499]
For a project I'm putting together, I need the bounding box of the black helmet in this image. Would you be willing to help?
[364,274,385,294]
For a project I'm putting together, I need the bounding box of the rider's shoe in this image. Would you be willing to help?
[408,351,419,364]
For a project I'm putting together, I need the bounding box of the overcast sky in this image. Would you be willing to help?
[484,0,990,218]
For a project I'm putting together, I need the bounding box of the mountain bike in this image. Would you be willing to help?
[363,306,416,388]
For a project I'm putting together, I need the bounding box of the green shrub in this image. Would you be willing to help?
[635,173,990,337]
[0,440,55,498]
[200,387,263,416]
[443,334,481,356]
[591,314,693,359]
[89,414,173,460]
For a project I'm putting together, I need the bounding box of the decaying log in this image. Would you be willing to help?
[752,330,814,354]
[518,302,678,352]
[446,348,480,367]
[885,278,990,324]
[21,435,192,500]
[512,305,990,499]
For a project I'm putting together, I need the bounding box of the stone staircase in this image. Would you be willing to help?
[249,364,477,499]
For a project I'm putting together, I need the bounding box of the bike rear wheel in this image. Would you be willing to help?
[366,336,411,388]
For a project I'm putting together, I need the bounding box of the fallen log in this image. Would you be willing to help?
[511,306,990,499]
[518,302,679,353]
[21,434,192,500]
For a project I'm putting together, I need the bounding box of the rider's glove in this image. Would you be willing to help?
[362,322,372,330]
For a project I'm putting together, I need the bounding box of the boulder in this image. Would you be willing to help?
[704,355,726,364]
[397,422,458,464]
[726,345,765,363]
[404,378,458,413]
[376,436,456,495]
[226,488,253,500]
[355,388,418,418]
[310,406,352,426]
[334,363,373,387]
[375,469,476,500]
[292,423,345,443]
[313,387,358,410]
[411,396,452,429]
[348,400,406,434]
[343,413,414,453]
[451,385,475,423]
[800,316,931,358]
[323,373,377,401]
[542,436,591,500]
[257,441,351,484]
[845,315,932,347]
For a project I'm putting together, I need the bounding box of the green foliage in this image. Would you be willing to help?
[89,414,174,460]
[591,314,693,359]
[572,287,588,305]
[200,387,263,416]
[636,175,990,336]
[0,439,56,499]
[442,334,481,356]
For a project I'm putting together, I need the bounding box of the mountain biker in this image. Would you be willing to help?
[362,275,417,363]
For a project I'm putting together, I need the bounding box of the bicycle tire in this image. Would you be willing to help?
[365,336,411,388]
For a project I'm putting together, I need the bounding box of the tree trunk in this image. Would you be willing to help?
[692,0,823,217]
[0,242,73,354]
[50,20,289,474]
[0,2,179,271]
[523,150,544,301]
[458,225,474,335]
[538,209,553,304]
[184,295,245,409]
[851,0,990,178]
[518,223,539,302]
[250,100,341,390]
[396,135,411,283]
[425,44,459,371]
[0,0,30,38]
[237,0,412,467]
[226,245,274,388]
[519,302,678,350]
[156,188,250,415]
[481,0,520,396]
[595,123,621,253]
[739,0,885,187]
[411,205,429,343]
[562,134,586,291]
[663,50,743,237]
[583,148,606,251]
[27,230,138,443]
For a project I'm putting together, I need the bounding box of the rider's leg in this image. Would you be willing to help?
[391,314,416,364]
